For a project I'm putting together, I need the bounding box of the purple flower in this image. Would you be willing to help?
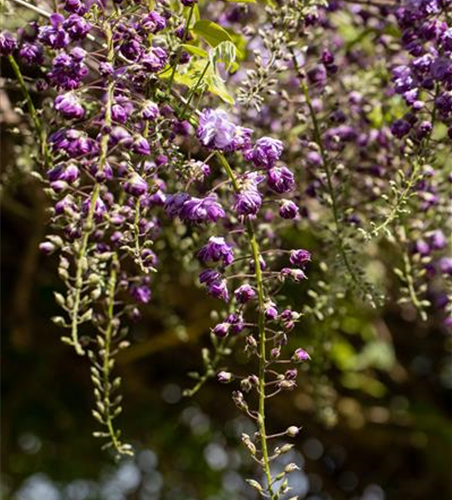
[289,249,311,267]
[54,93,85,119]
[173,120,191,136]
[199,269,220,285]
[38,14,70,49]
[47,162,79,183]
[439,257,452,275]
[124,173,148,197]
[99,62,114,76]
[55,194,77,215]
[265,303,278,321]
[132,135,151,155]
[281,267,307,282]
[279,200,299,219]
[429,230,447,250]
[0,31,17,55]
[164,193,190,218]
[324,125,357,150]
[141,11,166,33]
[245,137,283,169]
[391,119,412,138]
[82,195,106,221]
[232,127,253,151]
[64,0,87,15]
[130,285,152,304]
[197,108,237,151]
[63,14,91,40]
[267,166,295,193]
[39,241,58,255]
[181,0,198,5]
[208,280,229,301]
[50,128,97,158]
[212,322,230,338]
[198,236,234,266]
[234,189,262,216]
[321,48,335,66]
[172,194,225,224]
[142,46,168,72]
[189,160,211,180]
[48,50,88,90]
[307,64,327,87]
[285,369,298,381]
[306,151,322,167]
[414,239,430,256]
[199,270,229,301]
[109,126,133,147]
[120,38,144,62]
[218,371,233,383]
[227,313,245,334]
[234,284,256,304]
[417,120,432,139]
[18,42,43,65]
[142,100,160,120]
[233,173,264,216]
[293,348,311,363]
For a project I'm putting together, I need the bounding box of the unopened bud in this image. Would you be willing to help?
[218,371,233,383]
[286,426,300,437]
[285,463,300,473]
[278,380,296,390]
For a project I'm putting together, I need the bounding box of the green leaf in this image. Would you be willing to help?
[225,0,256,2]
[207,74,234,105]
[193,20,233,48]
[210,41,238,74]
[181,44,208,59]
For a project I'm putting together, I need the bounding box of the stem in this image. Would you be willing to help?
[7,55,51,168]
[371,84,438,239]
[181,60,210,118]
[247,219,274,498]
[300,79,362,289]
[401,250,426,319]
[166,3,195,97]
[71,25,115,355]
[8,0,51,18]
[102,255,131,454]
[370,162,420,238]
[71,183,100,355]
[132,121,150,273]
[102,256,124,454]
[217,152,275,498]
[184,340,230,398]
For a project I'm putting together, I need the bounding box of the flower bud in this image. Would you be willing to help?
[286,426,300,437]
[217,371,233,383]
[285,463,300,474]
[39,241,56,254]
[293,348,311,363]
[212,322,230,338]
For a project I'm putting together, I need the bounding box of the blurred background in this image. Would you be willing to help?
[1,157,452,500]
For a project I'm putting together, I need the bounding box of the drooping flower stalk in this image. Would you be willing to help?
[90,254,132,455]
[300,77,370,301]
[217,152,274,496]
[70,24,115,356]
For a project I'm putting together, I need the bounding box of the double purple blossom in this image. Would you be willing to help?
[165,193,225,224]
[198,237,234,266]
[197,108,252,151]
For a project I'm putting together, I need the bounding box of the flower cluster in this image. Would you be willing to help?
[2,0,451,496]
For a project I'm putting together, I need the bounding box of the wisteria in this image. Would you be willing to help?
[1,0,451,498]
